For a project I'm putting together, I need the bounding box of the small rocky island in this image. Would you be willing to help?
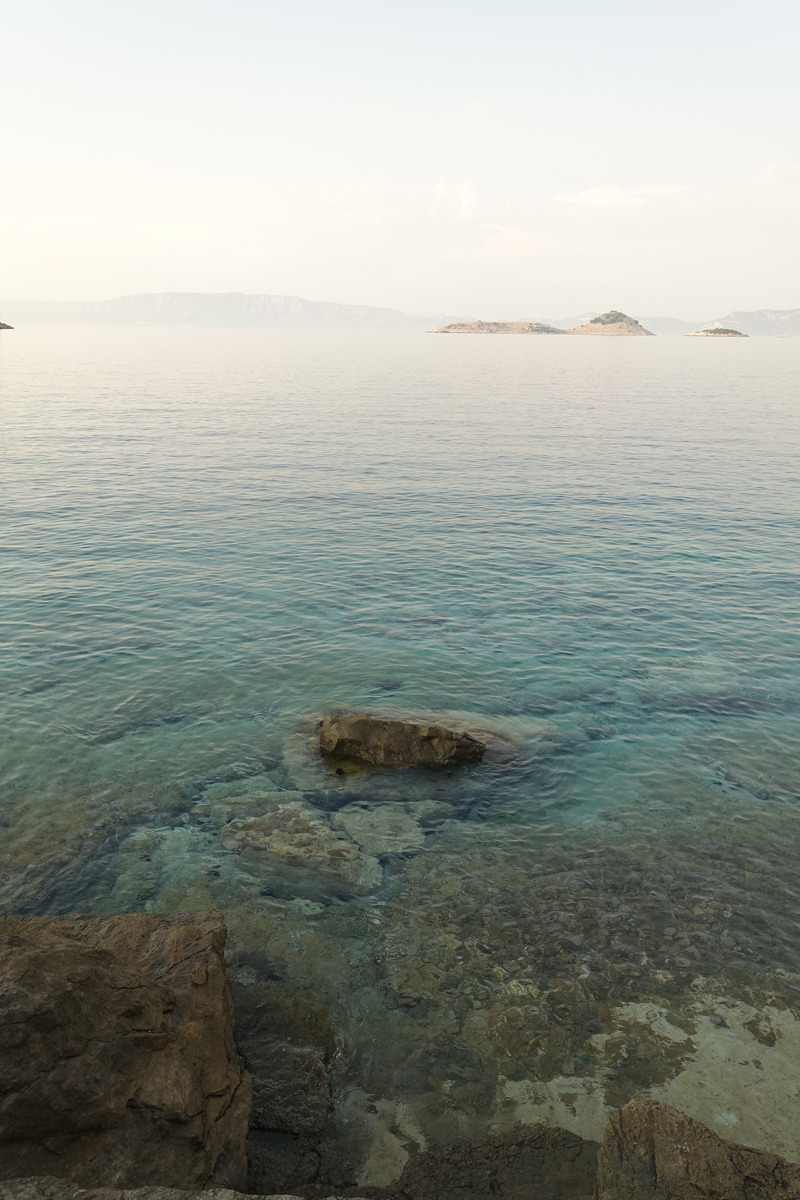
[430,319,564,334]
[687,327,747,337]
[430,310,654,335]
[0,317,13,330]
[568,310,653,335]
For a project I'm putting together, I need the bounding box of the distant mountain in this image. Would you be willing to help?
[0,292,453,331]
[5,293,797,335]
[638,316,702,336]
[700,308,800,336]
[546,313,599,329]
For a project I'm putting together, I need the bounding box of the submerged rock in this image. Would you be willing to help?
[0,912,251,1191]
[221,802,382,892]
[331,803,425,855]
[388,1124,599,1199]
[595,1097,800,1200]
[319,713,486,768]
[248,1041,332,1136]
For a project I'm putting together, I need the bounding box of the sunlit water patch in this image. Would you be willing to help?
[1,327,799,1179]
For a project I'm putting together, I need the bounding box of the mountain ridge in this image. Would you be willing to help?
[1,293,798,334]
[0,292,453,331]
[700,308,800,336]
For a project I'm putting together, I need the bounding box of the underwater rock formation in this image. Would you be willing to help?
[595,1097,800,1199]
[387,1124,599,1199]
[247,1041,332,1136]
[331,803,425,855]
[221,801,382,892]
[0,912,251,1191]
[319,713,486,768]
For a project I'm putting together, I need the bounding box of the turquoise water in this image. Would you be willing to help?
[2,327,800,1174]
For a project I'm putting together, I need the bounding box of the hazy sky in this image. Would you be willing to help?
[2,0,799,318]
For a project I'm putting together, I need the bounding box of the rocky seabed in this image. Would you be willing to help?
[3,715,800,1197]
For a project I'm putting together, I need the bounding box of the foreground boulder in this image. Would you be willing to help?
[0,912,251,1191]
[595,1097,800,1200]
[320,713,485,768]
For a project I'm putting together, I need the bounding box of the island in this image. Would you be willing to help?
[0,317,13,329]
[686,327,747,337]
[429,320,564,334]
[566,310,653,335]
[429,311,654,335]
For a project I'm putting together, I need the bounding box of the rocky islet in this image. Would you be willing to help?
[429,310,654,335]
[686,327,748,337]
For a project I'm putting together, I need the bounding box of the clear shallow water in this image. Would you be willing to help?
[2,327,800,1178]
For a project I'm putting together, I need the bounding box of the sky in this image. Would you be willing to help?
[2,0,799,319]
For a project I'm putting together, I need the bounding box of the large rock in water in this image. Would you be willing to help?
[320,713,485,768]
[595,1097,800,1200]
[0,912,251,1191]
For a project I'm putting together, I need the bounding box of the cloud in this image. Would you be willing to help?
[556,183,686,209]
[449,223,551,261]
[431,180,480,220]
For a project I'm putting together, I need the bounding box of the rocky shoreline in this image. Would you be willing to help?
[3,714,800,1198]
[3,909,800,1200]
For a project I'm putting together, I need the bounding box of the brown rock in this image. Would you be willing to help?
[221,803,382,892]
[319,713,485,768]
[0,912,251,1191]
[389,1125,599,1200]
[595,1097,800,1200]
[248,1042,332,1137]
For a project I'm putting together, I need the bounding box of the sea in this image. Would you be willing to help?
[2,326,799,1181]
